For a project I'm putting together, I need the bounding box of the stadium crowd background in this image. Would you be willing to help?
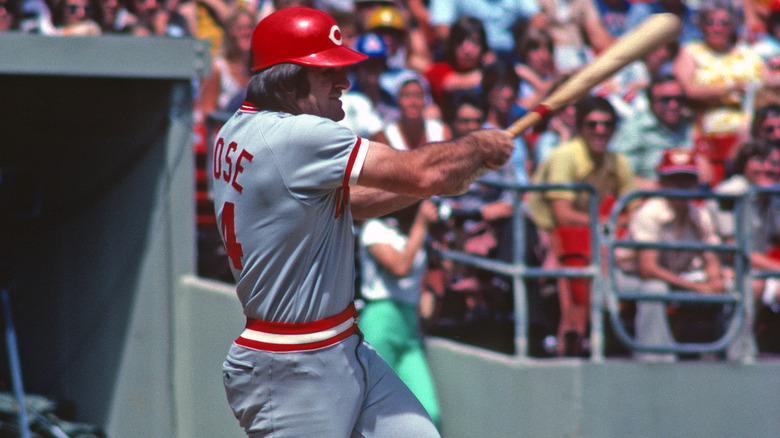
[5,0,780,360]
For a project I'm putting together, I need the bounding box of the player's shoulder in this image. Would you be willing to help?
[286,113,355,136]
[299,116,359,151]
[246,112,355,143]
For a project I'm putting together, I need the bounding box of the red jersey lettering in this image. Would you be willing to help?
[231,150,254,193]
[220,202,243,269]
[212,137,224,179]
[214,137,254,194]
[223,141,237,183]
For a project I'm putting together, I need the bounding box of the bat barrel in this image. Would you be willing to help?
[506,13,682,138]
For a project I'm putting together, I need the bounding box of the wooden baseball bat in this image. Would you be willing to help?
[507,13,682,138]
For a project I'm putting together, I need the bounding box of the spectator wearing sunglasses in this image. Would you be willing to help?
[528,96,636,355]
[611,73,701,190]
[54,0,101,34]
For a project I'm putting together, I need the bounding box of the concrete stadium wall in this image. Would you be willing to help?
[173,275,246,438]
[426,338,780,438]
[174,277,780,438]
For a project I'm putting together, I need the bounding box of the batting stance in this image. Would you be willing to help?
[211,7,514,437]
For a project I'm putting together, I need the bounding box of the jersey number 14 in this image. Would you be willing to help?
[220,202,244,270]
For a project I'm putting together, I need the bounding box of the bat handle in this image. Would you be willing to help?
[506,108,545,138]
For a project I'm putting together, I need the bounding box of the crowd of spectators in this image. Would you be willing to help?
[6,0,780,359]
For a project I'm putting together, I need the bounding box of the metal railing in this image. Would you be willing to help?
[432,181,605,359]
[603,189,750,357]
[430,181,779,361]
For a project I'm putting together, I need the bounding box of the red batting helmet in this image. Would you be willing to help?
[250,7,368,72]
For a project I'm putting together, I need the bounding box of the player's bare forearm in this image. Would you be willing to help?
[350,186,422,220]
[358,131,514,198]
[415,134,490,188]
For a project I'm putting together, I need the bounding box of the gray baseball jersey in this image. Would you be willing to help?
[214,105,440,437]
[211,105,369,323]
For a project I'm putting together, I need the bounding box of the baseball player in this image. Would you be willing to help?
[211,7,514,437]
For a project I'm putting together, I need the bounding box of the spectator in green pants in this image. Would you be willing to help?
[358,200,442,428]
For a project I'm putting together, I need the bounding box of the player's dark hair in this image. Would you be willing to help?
[245,63,311,113]
[574,95,617,131]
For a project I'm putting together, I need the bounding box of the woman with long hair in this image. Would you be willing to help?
[425,15,491,110]
[199,7,255,116]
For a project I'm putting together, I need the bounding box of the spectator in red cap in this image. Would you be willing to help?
[614,149,748,361]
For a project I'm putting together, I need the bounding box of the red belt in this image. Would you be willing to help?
[235,303,359,353]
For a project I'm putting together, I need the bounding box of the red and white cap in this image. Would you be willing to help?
[656,148,699,176]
